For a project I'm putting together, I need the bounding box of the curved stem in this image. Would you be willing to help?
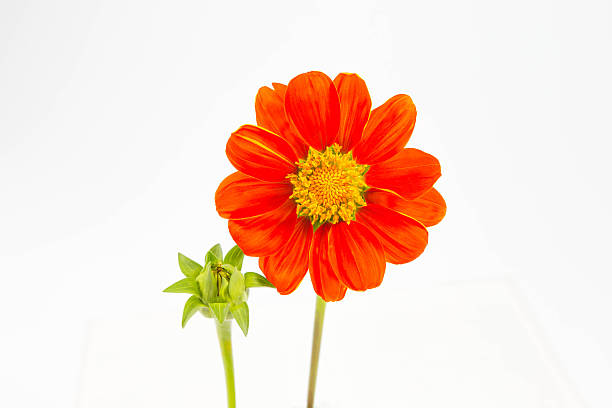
[307,295,327,408]
[215,320,236,408]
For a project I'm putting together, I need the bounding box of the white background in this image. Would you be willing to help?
[1,0,610,407]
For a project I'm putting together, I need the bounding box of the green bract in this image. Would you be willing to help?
[164,244,275,335]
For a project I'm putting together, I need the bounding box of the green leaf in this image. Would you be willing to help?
[163,277,200,296]
[178,253,203,278]
[230,302,249,336]
[205,244,223,264]
[196,267,217,302]
[244,272,275,288]
[223,245,244,271]
[182,296,206,328]
[229,271,246,301]
[208,302,229,323]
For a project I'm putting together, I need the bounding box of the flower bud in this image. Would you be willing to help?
[165,244,275,335]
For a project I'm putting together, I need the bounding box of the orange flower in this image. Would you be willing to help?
[215,72,446,302]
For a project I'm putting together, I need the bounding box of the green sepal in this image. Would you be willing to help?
[196,266,217,302]
[244,272,275,288]
[178,253,203,278]
[229,270,246,301]
[182,296,206,328]
[205,244,223,264]
[163,277,200,296]
[230,302,249,336]
[219,276,229,300]
[222,264,238,275]
[223,245,244,271]
[208,302,229,323]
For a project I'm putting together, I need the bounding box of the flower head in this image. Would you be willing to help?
[215,72,446,302]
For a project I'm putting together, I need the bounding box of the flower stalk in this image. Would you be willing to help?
[216,319,236,408]
[307,295,327,408]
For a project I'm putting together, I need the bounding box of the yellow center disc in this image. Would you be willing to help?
[288,144,369,225]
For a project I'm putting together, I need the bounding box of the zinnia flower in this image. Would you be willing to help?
[215,71,445,302]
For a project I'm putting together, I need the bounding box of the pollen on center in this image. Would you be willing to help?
[287,144,369,225]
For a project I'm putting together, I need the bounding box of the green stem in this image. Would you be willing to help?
[215,319,236,408]
[307,295,327,408]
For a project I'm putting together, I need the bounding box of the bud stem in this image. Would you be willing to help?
[215,319,236,408]
[307,295,327,408]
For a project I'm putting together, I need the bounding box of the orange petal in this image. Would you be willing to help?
[333,73,371,152]
[366,148,441,200]
[308,224,347,302]
[365,187,446,227]
[215,172,293,220]
[255,85,309,158]
[356,204,428,264]
[285,71,340,151]
[328,221,386,291]
[272,82,286,92]
[352,94,417,164]
[228,200,297,257]
[259,218,313,295]
[226,124,297,182]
